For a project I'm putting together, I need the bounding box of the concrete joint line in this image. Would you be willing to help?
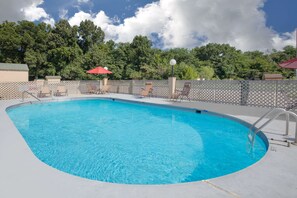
[203,180,240,198]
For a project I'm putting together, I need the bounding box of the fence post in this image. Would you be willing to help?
[240,80,250,106]
[168,77,176,99]
[275,80,278,107]
[130,80,134,95]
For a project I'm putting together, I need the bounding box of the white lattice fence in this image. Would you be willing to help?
[0,80,102,100]
[276,80,297,109]
[176,80,297,109]
[246,81,277,107]
[132,80,169,98]
[1,80,296,110]
[214,80,241,104]
[108,80,131,94]
[0,81,39,100]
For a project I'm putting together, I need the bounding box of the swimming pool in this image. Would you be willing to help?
[7,99,267,184]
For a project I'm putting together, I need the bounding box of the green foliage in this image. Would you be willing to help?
[198,66,215,80]
[174,62,198,80]
[0,20,296,80]
[0,21,22,62]
[78,20,105,53]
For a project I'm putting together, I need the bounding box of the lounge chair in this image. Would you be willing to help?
[55,85,68,96]
[140,82,153,97]
[99,85,110,94]
[171,82,191,101]
[38,86,52,98]
[86,84,98,94]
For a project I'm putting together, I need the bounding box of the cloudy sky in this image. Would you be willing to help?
[0,0,296,51]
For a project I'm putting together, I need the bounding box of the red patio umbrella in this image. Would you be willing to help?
[87,66,112,74]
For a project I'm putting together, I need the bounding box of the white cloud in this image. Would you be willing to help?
[43,17,55,27]
[20,1,48,21]
[112,3,167,43]
[0,0,54,25]
[59,9,69,19]
[68,11,93,26]
[0,0,294,51]
[0,0,293,52]
[66,0,295,51]
[77,0,90,4]
[272,31,296,50]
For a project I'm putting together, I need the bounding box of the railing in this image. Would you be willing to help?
[22,91,41,102]
[248,108,297,147]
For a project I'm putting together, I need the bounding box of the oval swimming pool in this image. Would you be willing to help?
[7,99,267,184]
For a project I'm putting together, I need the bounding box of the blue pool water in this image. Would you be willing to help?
[7,99,267,184]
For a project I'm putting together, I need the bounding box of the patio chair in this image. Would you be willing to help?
[38,86,52,98]
[99,85,110,94]
[140,82,153,97]
[55,85,68,96]
[171,82,191,101]
[86,84,98,94]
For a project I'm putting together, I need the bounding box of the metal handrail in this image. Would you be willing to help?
[248,108,297,147]
[22,91,41,102]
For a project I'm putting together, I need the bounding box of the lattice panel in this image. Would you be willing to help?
[132,80,169,98]
[184,80,216,102]
[132,80,150,96]
[246,81,277,107]
[108,80,132,94]
[74,80,101,94]
[60,81,81,95]
[150,80,169,98]
[0,81,38,100]
[1,80,297,111]
[277,80,297,109]
[214,80,241,104]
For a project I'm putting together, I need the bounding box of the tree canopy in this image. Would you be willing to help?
[0,20,296,80]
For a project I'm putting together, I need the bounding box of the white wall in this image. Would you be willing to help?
[0,71,28,82]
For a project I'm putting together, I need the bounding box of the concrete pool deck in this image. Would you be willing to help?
[0,94,297,198]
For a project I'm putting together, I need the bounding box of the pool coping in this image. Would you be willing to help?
[1,94,297,198]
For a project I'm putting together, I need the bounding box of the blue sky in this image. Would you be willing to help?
[0,0,296,51]
[43,0,157,23]
[263,0,297,33]
[40,0,297,33]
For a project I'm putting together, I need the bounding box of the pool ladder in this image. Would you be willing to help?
[248,108,297,147]
[22,91,41,102]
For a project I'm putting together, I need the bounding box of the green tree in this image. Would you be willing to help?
[0,21,21,63]
[198,66,215,80]
[47,45,83,78]
[51,20,77,48]
[269,46,296,79]
[108,42,131,79]
[78,20,105,53]
[175,62,198,80]
[21,22,51,79]
[130,35,153,72]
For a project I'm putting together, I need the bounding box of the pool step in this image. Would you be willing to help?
[269,138,290,147]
